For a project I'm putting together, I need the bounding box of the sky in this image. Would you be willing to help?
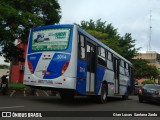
[0,0,160,65]
[0,56,9,65]
[59,0,160,53]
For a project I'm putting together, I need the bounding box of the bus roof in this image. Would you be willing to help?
[31,24,74,31]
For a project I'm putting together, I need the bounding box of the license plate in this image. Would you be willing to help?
[2,84,6,87]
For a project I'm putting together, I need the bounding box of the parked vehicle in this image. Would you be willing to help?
[138,84,160,103]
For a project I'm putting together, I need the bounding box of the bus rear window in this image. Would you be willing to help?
[32,28,70,51]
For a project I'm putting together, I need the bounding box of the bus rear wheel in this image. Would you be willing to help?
[98,84,108,104]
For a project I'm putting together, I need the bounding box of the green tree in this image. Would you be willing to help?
[142,79,155,85]
[133,59,159,80]
[147,65,159,80]
[0,0,61,62]
[0,64,9,69]
[78,19,139,61]
[132,59,149,79]
[119,33,138,61]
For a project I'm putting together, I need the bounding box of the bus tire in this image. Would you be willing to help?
[98,84,108,104]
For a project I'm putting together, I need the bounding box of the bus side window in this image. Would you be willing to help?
[120,60,125,74]
[107,51,113,70]
[125,62,129,76]
[78,34,86,59]
[107,52,112,61]
[98,47,107,67]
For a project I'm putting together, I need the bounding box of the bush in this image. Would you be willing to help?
[142,79,155,85]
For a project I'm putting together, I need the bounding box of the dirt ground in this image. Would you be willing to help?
[0,69,9,77]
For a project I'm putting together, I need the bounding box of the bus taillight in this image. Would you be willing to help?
[61,61,70,75]
[28,61,34,74]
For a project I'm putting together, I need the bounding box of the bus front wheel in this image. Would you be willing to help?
[98,84,108,104]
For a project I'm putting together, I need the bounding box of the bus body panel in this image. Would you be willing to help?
[119,74,130,95]
[95,66,105,95]
[76,59,87,94]
[103,69,115,96]
[24,25,78,90]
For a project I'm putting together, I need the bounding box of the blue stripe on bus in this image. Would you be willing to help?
[96,66,105,95]
[76,59,87,95]
[43,53,71,79]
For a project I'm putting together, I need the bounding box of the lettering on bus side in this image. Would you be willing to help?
[48,32,66,39]
[29,56,36,60]
[57,55,67,60]
[80,67,85,73]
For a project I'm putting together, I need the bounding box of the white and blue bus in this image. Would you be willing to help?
[24,24,134,103]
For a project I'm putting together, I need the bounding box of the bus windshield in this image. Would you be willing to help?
[32,28,71,51]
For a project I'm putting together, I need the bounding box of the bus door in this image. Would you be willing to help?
[113,57,120,94]
[86,42,96,93]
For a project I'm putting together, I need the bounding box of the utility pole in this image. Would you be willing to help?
[148,10,152,52]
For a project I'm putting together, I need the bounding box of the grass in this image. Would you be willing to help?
[8,82,30,90]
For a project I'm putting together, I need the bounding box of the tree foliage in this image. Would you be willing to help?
[0,0,61,62]
[78,19,139,61]
[133,59,159,80]
[142,79,155,85]
[0,64,9,69]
